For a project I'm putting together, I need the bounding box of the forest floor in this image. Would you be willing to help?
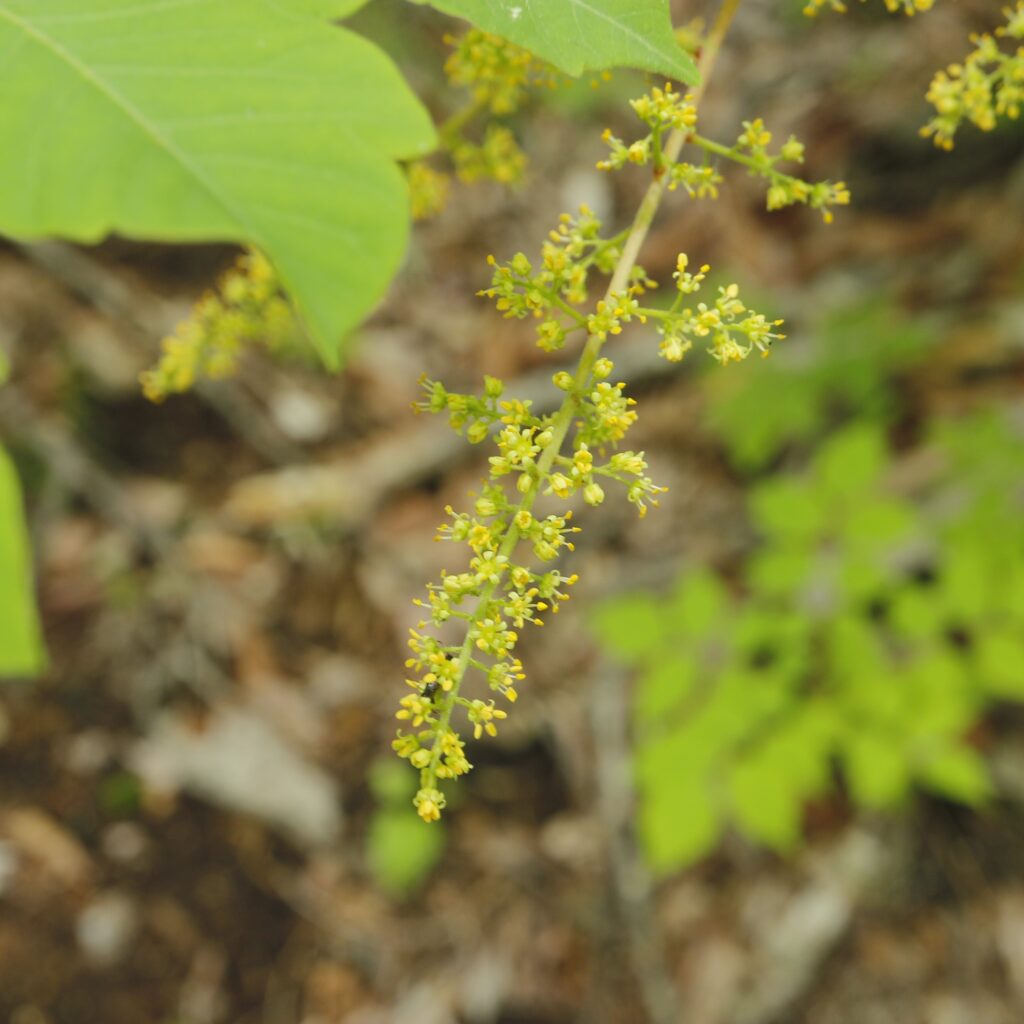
[2,1,1024,1022]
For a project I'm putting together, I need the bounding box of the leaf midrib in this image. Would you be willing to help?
[0,2,258,244]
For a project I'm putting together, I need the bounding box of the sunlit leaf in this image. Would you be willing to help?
[0,0,436,366]
[420,0,699,83]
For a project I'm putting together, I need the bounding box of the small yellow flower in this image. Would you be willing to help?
[414,787,446,823]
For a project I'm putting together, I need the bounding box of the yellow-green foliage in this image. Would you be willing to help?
[392,79,801,823]
[703,297,933,470]
[595,416,1024,874]
[802,0,934,17]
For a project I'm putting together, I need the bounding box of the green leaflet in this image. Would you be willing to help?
[0,0,436,367]
[420,0,699,84]
[0,447,45,677]
[366,758,445,896]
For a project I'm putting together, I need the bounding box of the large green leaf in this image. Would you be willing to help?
[0,1,436,366]
[0,447,45,677]
[421,0,699,84]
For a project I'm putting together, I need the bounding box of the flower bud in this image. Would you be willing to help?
[583,482,606,506]
[475,497,498,517]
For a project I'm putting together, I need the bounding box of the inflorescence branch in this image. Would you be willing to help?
[393,0,823,822]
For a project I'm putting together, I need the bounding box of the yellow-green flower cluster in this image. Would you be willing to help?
[451,125,527,185]
[715,119,850,223]
[396,366,593,817]
[596,86,849,223]
[443,29,546,116]
[648,256,786,365]
[477,206,626,351]
[140,250,299,401]
[921,3,1024,150]
[408,30,554,221]
[396,86,794,821]
[407,161,452,221]
[669,162,724,199]
[396,222,680,819]
[598,83,699,172]
[802,0,933,16]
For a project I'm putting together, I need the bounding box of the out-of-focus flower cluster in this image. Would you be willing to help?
[141,249,300,401]
[802,0,933,16]
[921,2,1024,150]
[443,28,552,115]
[407,29,563,219]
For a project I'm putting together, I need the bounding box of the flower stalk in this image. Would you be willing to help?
[395,0,800,822]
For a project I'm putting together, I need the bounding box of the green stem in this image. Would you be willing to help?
[438,96,489,146]
[420,0,745,796]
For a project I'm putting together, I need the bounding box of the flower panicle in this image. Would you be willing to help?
[920,2,1024,150]
[595,86,850,223]
[396,87,791,822]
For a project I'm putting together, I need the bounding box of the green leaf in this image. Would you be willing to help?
[750,478,823,542]
[976,629,1024,700]
[0,447,46,677]
[367,756,418,804]
[635,656,697,730]
[842,730,911,809]
[728,742,805,851]
[939,547,993,624]
[842,497,915,549]
[890,588,945,641]
[421,0,699,84]
[748,547,813,597]
[814,424,887,504]
[917,743,992,806]
[704,362,822,471]
[0,1,436,367]
[668,568,728,637]
[639,775,720,875]
[295,1,370,15]
[592,592,666,661]
[827,616,888,682]
[367,809,445,897]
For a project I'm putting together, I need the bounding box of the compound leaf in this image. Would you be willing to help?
[421,0,699,84]
[0,0,436,366]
